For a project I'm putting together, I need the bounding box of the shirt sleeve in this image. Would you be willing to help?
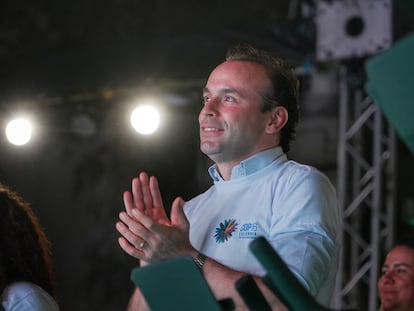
[269,168,340,296]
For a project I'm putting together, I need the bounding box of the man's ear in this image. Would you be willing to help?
[266,106,288,134]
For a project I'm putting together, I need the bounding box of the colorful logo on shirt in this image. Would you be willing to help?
[214,219,238,243]
[239,222,258,239]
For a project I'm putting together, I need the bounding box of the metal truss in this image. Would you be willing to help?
[333,66,397,311]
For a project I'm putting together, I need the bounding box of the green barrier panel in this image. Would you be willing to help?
[365,33,414,154]
[131,257,224,311]
[249,236,329,311]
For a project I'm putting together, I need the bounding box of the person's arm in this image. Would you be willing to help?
[125,253,288,311]
[118,201,287,311]
[266,169,340,304]
[116,172,288,310]
[201,255,288,311]
[126,288,149,311]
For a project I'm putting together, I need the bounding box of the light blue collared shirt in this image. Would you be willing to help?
[208,147,286,181]
[186,146,340,307]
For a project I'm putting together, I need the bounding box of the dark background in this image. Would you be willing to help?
[0,1,413,310]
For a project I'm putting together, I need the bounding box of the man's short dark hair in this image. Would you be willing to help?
[225,43,300,153]
[395,235,414,251]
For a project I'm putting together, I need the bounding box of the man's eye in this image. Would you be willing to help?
[397,268,407,274]
[203,96,210,103]
[223,96,235,102]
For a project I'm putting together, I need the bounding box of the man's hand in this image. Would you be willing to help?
[116,172,195,263]
[123,172,170,225]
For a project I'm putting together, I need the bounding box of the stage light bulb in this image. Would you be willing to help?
[5,118,33,146]
[130,105,160,135]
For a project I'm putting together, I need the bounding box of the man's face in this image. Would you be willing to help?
[199,60,276,164]
[378,246,414,310]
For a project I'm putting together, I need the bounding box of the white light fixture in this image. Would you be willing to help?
[5,118,33,146]
[130,104,160,135]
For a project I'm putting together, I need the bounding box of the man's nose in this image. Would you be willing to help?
[381,271,395,284]
[201,98,219,116]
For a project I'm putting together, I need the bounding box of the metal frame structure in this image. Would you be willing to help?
[333,65,397,311]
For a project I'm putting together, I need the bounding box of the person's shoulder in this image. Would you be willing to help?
[3,281,40,295]
[282,160,325,177]
[281,160,334,187]
[2,281,59,311]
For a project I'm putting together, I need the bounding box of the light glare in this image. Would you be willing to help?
[130,105,160,135]
[6,118,33,146]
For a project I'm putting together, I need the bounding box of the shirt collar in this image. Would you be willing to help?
[208,146,285,181]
